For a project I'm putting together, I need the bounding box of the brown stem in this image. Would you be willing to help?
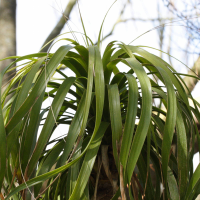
[131,176,138,200]
[143,170,149,200]
[0,192,5,200]
[120,164,126,200]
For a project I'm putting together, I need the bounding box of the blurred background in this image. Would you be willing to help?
[0,0,199,167]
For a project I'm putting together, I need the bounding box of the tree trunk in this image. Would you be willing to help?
[184,56,200,94]
[0,0,16,94]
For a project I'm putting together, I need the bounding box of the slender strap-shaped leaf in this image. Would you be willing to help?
[137,154,155,199]
[97,1,117,48]
[5,123,109,199]
[178,104,196,174]
[124,57,152,183]
[132,45,197,152]
[155,67,177,182]
[66,51,88,72]
[59,92,86,166]
[108,84,123,169]
[26,77,75,177]
[74,45,89,64]
[3,39,199,200]
[34,140,65,196]
[66,167,72,199]
[94,46,105,131]
[78,46,94,137]
[59,45,105,169]
[80,183,89,200]
[69,122,109,200]
[20,89,45,172]
[152,114,165,136]
[0,70,7,189]
[129,45,191,113]
[120,74,138,169]
[104,59,119,84]
[6,58,46,159]
[148,62,177,179]
[102,42,116,70]
[59,46,95,167]
[167,167,179,200]
[185,164,200,200]
[0,53,47,72]
[61,59,86,78]
[14,57,46,113]
[6,45,106,198]
[6,45,73,134]
[153,82,184,198]
[176,108,188,199]
[152,74,177,184]
[69,140,82,196]
[147,128,151,171]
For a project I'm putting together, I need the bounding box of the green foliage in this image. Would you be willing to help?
[1,17,200,200]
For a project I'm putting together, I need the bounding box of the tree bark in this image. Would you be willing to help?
[184,56,200,93]
[0,0,16,93]
[41,0,76,52]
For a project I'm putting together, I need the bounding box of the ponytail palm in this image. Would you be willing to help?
[1,37,200,199]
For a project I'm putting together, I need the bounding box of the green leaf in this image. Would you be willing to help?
[108,84,123,169]
[34,140,65,196]
[176,108,188,199]
[59,92,86,166]
[185,164,200,200]
[20,90,45,172]
[120,74,138,169]
[0,69,6,189]
[5,123,108,199]
[155,66,177,182]
[97,1,117,48]
[26,77,75,177]
[78,46,94,137]
[94,46,105,131]
[167,167,179,200]
[6,45,73,134]
[125,57,152,183]
[69,122,109,200]
[6,57,46,156]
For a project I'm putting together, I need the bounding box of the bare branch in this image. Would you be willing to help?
[99,17,174,44]
[41,0,76,52]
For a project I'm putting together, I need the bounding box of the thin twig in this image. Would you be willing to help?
[35,174,61,200]
[143,170,149,199]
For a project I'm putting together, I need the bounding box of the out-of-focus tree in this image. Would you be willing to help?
[162,0,200,93]
[0,0,16,94]
[0,0,77,95]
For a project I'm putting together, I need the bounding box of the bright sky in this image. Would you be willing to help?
[16,0,166,54]
[16,0,199,169]
[16,0,200,94]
